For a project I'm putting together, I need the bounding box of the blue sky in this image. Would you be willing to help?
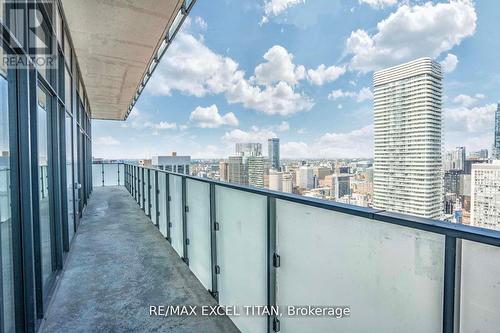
[92,0,500,160]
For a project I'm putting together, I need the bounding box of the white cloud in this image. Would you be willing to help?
[261,0,305,24]
[147,32,243,97]
[281,125,374,158]
[123,107,177,130]
[189,104,239,128]
[222,126,277,145]
[277,121,290,132]
[317,125,374,158]
[359,0,397,9]
[195,16,208,30]
[152,121,177,130]
[346,1,477,72]
[328,87,373,103]
[338,104,343,109]
[440,53,459,73]
[356,87,374,102]
[444,103,497,151]
[445,103,496,133]
[281,141,310,158]
[148,34,313,116]
[226,80,314,116]
[453,93,485,108]
[254,45,306,86]
[307,64,346,86]
[95,136,120,146]
[297,128,306,134]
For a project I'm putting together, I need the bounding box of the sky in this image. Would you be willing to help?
[92,0,500,160]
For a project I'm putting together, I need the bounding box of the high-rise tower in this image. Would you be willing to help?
[373,58,443,219]
[494,103,500,159]
[267,138,280,170]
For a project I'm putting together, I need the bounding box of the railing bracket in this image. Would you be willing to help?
[273,253,280,268]
[273,317,280,332]
[215,265,220,274]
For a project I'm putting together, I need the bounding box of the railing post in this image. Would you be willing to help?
[209,183,219,301]
[166,173,171,242]
[117,163,121,186]
[101,163,104,187]
[443,235,456,333]
[154,170,159,227]
[182,176,189,265]
[147,169,151,217]
[267,196,278,333]
[141,167,145,210]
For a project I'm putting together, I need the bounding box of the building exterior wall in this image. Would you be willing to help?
[268,138,280,170]
[269,170,283,191]
[228,156,246,185]
[373,58,443,219]
[152,155,191,175]
[247,156,264,188]
[471,162,500,230]
[495,103,500,159]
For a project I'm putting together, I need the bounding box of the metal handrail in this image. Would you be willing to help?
[124,163,500,248]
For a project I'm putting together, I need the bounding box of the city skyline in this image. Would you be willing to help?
[92,0,500,160]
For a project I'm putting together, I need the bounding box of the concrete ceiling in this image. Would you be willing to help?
[61,0,183,120]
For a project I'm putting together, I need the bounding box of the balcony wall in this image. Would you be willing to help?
[117,163,500,333]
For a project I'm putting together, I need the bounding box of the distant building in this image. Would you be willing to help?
[314,166,331,182]
[236,143,262,157]
[152,152,190,174]
[471,161,500,230]
[282,173,293,193]
[469,149,489,160]
[219,160,228,182]
[268,170,283,191]
[464,158,488,174]
[247,156,264,188]
[227,156,246,185]
[297,166,314,190]
[373,57,443,219]
[139,159,152,167]
[336,175,352,199]
[494,103,500,159]
[268,138,280,171]
[444,147,466,171]
[444,170,462,196]
[459,174,472,212]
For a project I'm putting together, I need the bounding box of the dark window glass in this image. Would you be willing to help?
[0,45,15,333]
[65,112,74,241]
[37,85,53,290]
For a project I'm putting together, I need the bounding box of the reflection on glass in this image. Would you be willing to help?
[65,112,74,241]
[65,65,71,108]
[34,12,52,82]
[1,46,15,333]
[37,86,53,290]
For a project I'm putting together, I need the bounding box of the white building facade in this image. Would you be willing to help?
[373,58,443,219]
[471,161,500,230]
[152,154,191,175]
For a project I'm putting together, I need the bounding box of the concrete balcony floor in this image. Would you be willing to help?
[41,186,239,333]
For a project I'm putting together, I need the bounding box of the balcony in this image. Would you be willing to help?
[41,162,500,333]
[40,185,238,333]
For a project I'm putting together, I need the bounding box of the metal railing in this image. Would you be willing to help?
[92,163,125,187]
[123,163,500,333]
